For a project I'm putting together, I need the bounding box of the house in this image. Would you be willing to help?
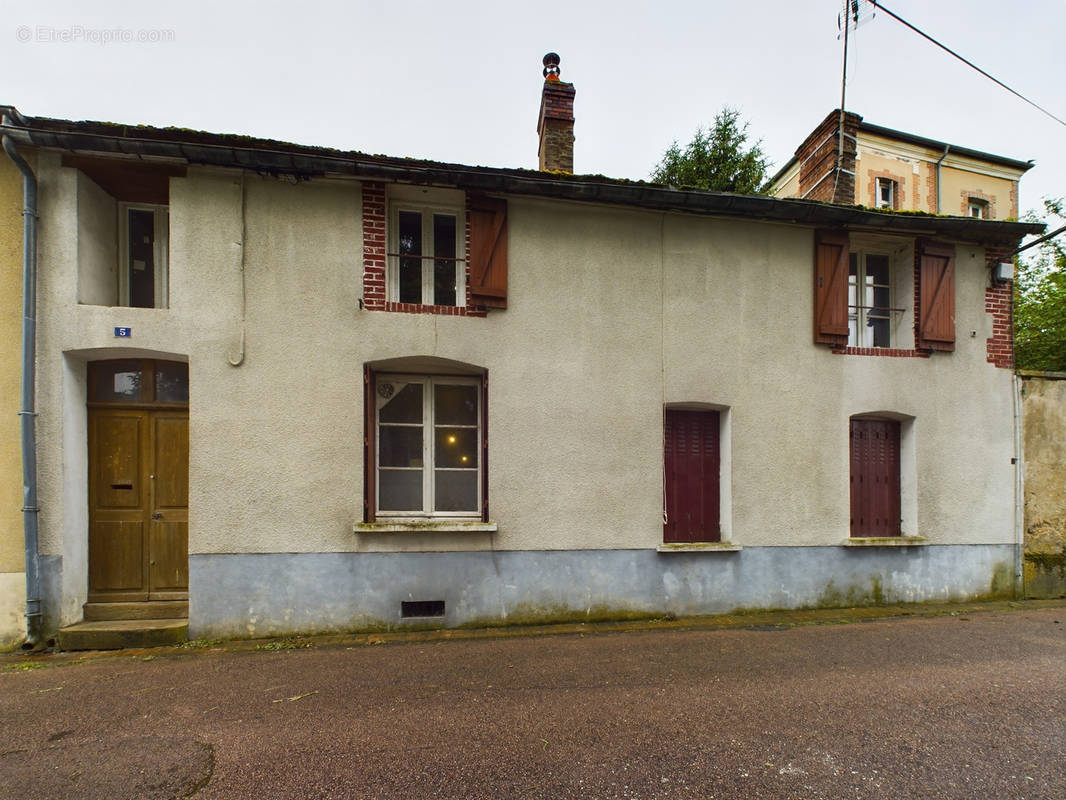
[0,57,1044,648]
[768,109,1033,219]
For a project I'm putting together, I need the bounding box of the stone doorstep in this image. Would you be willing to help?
[57,619,188,651]
[83,601,189,621]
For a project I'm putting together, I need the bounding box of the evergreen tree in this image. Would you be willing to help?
[650,107,770,194]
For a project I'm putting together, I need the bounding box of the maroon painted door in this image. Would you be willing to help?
[664,409,720,543]
[849,418,901,537]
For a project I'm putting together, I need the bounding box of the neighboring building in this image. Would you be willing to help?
[0,152,25,649]
[768,110,1033,219]
[0,59,1044,648]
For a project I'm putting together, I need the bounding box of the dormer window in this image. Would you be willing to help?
[968,198,989,219]
[875,178,897,210]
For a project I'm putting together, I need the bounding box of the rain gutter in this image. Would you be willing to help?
[2,108,42,648]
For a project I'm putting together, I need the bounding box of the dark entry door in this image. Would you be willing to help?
[849,418,901,537]
[664,409,721,543]
[87,360,189,602]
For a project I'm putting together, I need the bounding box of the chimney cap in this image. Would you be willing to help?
[542,52,561,80]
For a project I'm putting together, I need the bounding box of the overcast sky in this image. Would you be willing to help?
[4,0,1063,218]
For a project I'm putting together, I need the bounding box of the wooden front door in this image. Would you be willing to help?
[87,360,189,602]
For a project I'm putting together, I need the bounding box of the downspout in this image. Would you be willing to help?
[2,109,42,648]
[1012,372,1025,597]
[934,145,949,214]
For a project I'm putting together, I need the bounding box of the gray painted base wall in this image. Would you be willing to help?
[188,545,1016,639]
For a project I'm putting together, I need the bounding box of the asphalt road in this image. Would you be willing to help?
[2,606,1065,799]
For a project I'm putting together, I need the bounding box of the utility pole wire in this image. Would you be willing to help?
[870,0,1066,128]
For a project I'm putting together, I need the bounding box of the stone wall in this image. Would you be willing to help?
[1021,372,1066,597]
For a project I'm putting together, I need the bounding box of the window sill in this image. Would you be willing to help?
[354,520,498,534]
[657,542,742,553]
[830,347,931,358]
[842,536,928,547]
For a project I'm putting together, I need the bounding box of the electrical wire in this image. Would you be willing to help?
[870,1,1066,128]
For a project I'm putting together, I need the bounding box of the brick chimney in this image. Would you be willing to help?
[537,53,575,173]
[796,109,862,204]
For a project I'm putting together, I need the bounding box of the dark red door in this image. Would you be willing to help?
[850,418,901,537]
[664,409,720,543]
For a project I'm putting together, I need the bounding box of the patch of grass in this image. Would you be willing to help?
[3,661,48,672]
[255,637,312,651]
[176,638,224,650]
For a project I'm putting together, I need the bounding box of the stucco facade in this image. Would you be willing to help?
[8,133,1035,640]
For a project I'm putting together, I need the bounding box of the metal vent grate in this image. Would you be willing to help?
[401,600,445,618]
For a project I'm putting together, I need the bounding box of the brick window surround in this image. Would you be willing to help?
[361,181,484,316]
[961,189,997,219]
[867,170,905,210]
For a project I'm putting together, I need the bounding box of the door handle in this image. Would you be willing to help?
[151,512,163,520]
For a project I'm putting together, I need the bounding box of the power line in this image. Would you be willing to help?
[869,0,1066,128]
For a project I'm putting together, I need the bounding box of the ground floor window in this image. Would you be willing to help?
[663,408,720,543]
[849,418,901,537]
[370,373,484,518]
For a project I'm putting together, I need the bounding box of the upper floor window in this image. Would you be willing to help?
[848,252,893,347]
[816,232,953,353]
[120,204,169,308]
[967,198,989,219]
[389,204,464,307]
[875,178,897,210]
[363,182,508,314]
[68,155,182,309]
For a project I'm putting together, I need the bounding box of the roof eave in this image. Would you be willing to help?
[3,116,1044,245]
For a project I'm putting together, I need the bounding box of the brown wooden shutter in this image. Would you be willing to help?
[468,195,508,309]
[481,372,489,523]
[363,365,376,523]
[917,240,956,351]
[814,230,850,346]
[849,418,901,537]
[663,409,721,543]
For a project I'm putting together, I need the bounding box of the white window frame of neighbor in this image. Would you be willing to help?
[375,374,482,518]
[848,249,894,348]
[968,198,989,219]
[118,202,169,309]
[875,178,896,210]
[387,200,465,307]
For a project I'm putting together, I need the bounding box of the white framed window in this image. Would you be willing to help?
[968,198,989,219]
[375,374,482,517]
[875,178,896,209]
[388,203,464,307]
[118,203,169,308]
[849,251,893,347]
